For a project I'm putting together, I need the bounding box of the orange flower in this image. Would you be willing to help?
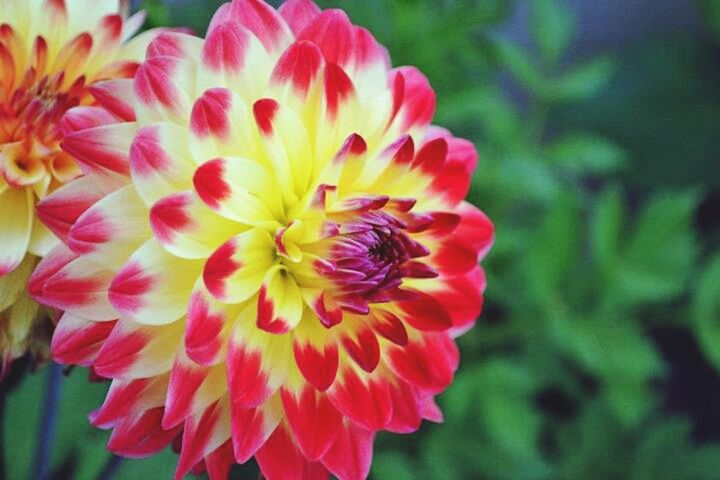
[0,0,161,371]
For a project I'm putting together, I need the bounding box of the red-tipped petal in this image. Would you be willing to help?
[370,309,408,346]
[328,367,392,431]
[270,40,324,100]
[36,175,125,243]
[89,79,136,121]
[61,123,135,176]
[162,354,210,429]
[230,398,282,463]
[387,332,459,393]
[279,0,321,35]
[340,321,380,373]
[209,0,292,54]
[51,313,116,367]
[323,62,355,119]
[293,310,339,391]
[255,426,329,480]
[129,123,195,205]
[175,399,231,480]
[146,31,202,59]
[298,9,355,66]
[389,67,436,132]
[205,441,234,480]
[321,422,374,480]
[68,185,150,261]
[107,407,180,458]
[60,106,118,135]
[91,376,167,428]
[94,319,183,378]
[431,267,486,336]
[109,240,202,325]
[396,291,453,331]
[134,56,194,123]
[281,385,343,460]
[185,284,237,365]
[37,255,116,321]
[227,319,291,408]
[386,380,422,433]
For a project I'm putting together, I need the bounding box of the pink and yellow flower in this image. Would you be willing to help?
[0,0,162,370]
[31,0,494,478]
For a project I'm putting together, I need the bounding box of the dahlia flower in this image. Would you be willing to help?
[0,0,161,371]
[31,0,493,478]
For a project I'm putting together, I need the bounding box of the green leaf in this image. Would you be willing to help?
[438,360,549,480]
[526,192,581,300]
[437,87,519,142]
[630,418,720,480]
[530,0,575,64]
[141,0,171,28]
[4,369,43,480]
[494,40,546,94]
[52,370,109,480]
[544,56,616,102]
[555,402,628,479]
[693,254,720,372]
[4,366,110,480]
[113,447,178,478]
[371,452,417,480]
[616,191,698,305]
[590,187,624,273]
[473,361,541,459]
[546,132,628,174]
[696,0,720,39]
[548,314,663,425]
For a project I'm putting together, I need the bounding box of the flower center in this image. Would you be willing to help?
[3,73,85,145]
[326,208,435,305]
[0,73,85,189]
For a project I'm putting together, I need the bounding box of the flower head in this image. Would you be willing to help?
[31,0,494,478]
[0,0,159,370]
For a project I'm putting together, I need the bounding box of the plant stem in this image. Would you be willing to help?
[32,362,63,480]
[0,387,6,479]
[97,454,123,480]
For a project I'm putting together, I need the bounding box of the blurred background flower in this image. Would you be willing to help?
[2,0,720,479]
[0,0,157,378]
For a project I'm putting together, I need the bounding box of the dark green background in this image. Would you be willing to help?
[4,0,720,478]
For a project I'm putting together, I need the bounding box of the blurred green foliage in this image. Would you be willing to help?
[3,0,720,479]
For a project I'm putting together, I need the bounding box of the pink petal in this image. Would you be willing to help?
[255,425,329,480]
[281,385,342,460]
[278,0,321,36]
[321,422,374,480]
